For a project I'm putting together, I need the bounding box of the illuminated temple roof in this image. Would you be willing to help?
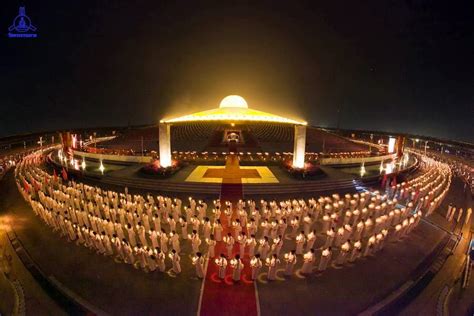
[161,95,307,125]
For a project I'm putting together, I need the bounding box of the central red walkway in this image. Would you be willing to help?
[199,155,258,316]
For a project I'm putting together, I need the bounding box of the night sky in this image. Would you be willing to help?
[1,1,473,142]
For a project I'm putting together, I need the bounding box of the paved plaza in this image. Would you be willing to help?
[2,162,470,315]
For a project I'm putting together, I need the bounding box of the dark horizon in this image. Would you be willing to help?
[1,1,473,142]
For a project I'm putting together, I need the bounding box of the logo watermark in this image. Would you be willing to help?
[8,7,37,38]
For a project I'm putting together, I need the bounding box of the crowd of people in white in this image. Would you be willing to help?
[446,159,473,194]
[14,152,451,281]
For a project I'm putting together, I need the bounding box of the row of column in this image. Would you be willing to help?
[159,123,307,169]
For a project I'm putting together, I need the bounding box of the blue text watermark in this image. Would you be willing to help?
[8,7,38,38]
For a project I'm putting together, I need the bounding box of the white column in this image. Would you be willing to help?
[159,123,172,168]
[293,125,306,168]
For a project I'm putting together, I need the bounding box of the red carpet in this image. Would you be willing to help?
[199,155,258,316]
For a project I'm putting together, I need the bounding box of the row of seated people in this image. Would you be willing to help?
[249,124,371,154]
[248,123,294,143]
[0,152,28,175]
[86,127,158,153]
[83,123,219,155]
[305,128,370,153]
[171,123,219,152]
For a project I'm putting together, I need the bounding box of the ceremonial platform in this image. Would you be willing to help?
[186,165,279,184]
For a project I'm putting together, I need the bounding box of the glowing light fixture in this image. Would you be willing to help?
[99,160,105,174]
[403,153,409,166]
[385,162,394,174]
[388,137,396,153]
[72,134,77,148]
[360,162,366,177]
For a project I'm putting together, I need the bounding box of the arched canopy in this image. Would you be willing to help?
[161,95,307,125]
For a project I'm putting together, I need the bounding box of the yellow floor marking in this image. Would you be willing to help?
[185,166,279,183]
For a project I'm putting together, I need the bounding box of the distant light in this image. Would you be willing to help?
[81,159,86,170]
[402,153,409,166]
[72,134,77,148]
[73,159,79,170]
[219,95,248,109]
[388,137,396,153]
[99,160,105,174]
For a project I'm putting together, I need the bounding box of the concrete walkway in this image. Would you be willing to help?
[0,222,66,315]
[400,177,473,316]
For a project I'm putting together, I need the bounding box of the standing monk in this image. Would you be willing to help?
[192,252,205,279]
[250,254,263,281]
[231,254,244,282]
[216,254,228,279]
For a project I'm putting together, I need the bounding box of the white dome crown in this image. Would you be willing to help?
[219,95,248,109]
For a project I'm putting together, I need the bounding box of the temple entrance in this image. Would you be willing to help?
[223,129,243,144]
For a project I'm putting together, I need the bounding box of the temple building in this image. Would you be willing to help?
[159,95,308,168]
